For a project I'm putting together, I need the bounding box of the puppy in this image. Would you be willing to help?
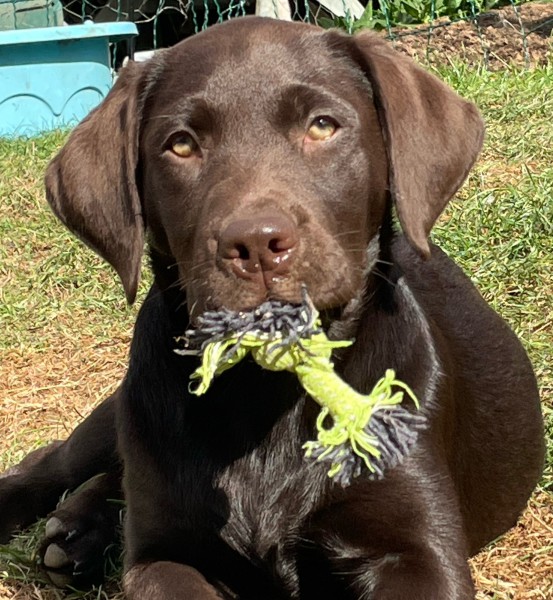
[0,17,544,600]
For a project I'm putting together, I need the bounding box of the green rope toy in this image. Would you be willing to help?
[177,294,426,487]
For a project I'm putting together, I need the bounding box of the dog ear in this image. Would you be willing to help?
[348,32,485,257]
[45,61,148,303]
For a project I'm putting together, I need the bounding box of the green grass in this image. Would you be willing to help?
[0,62,551,598]
[0,516,123,600]
[0,134,149,354]
[433,62,553,492]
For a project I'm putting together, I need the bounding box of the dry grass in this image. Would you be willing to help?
[473,492,553,599]
[0,343,127,461]
[0,62,551,599]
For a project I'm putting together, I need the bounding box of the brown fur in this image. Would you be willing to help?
[0,17,544,600]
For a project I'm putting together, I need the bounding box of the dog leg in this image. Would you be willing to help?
[0,391,121,581]
[0,440,65,542]
[39,470,122,587]
[124,562,224,599]
[356,550,475,600]
[298,533,475,600]
[298,458,477,600]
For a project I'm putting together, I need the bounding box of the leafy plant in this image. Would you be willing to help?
[320,0,507,31]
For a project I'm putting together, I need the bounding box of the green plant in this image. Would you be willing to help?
[321,0,511,31]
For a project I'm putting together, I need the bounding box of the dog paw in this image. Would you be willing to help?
[0,442,65,543]
[39,474,122,588]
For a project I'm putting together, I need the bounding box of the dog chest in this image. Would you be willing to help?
[213,398,330,583]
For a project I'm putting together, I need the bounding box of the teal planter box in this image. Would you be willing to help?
[0,0,63,31]
[0,22,137,137]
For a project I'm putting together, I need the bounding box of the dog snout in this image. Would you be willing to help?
[218,212,298,287]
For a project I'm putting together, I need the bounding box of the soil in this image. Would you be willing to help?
[387,3,553,69]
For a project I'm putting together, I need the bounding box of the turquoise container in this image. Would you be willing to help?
[0,22,137,137]
[0,0,64,31]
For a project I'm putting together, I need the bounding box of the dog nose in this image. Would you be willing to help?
[218,213,298,283]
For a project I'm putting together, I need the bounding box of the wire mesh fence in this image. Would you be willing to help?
[0,0,551,67]
[380,2,553,69]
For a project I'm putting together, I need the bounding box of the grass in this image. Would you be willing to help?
[434,62,553,497]
[0,516,124,600]
[0,62,552,599]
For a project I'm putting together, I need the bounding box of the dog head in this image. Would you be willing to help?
[45,17,483,318]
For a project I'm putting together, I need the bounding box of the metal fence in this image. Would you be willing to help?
[1,0,552,68]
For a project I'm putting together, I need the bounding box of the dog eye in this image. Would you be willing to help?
[306,117,338,142]
[169,133,199,158]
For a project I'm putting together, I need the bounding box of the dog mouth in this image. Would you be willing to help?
[185,213,367,322]
[187,268,361,323]
[182,288,321,353]
[184,285,359,351]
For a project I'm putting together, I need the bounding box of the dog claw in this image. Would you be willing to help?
[47,570,74,588]
[43,543,69,569]
[36,475,122,588]
[44,516,65,539]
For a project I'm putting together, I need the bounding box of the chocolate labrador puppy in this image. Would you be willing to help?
[0,16,544,600]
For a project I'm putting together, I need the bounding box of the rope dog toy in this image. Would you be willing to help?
[176,294,426,487]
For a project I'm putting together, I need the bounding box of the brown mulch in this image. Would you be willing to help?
[388,2,553,69]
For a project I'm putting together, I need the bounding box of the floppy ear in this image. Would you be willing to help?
[45,61,147,303]
[349,32,485,257]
